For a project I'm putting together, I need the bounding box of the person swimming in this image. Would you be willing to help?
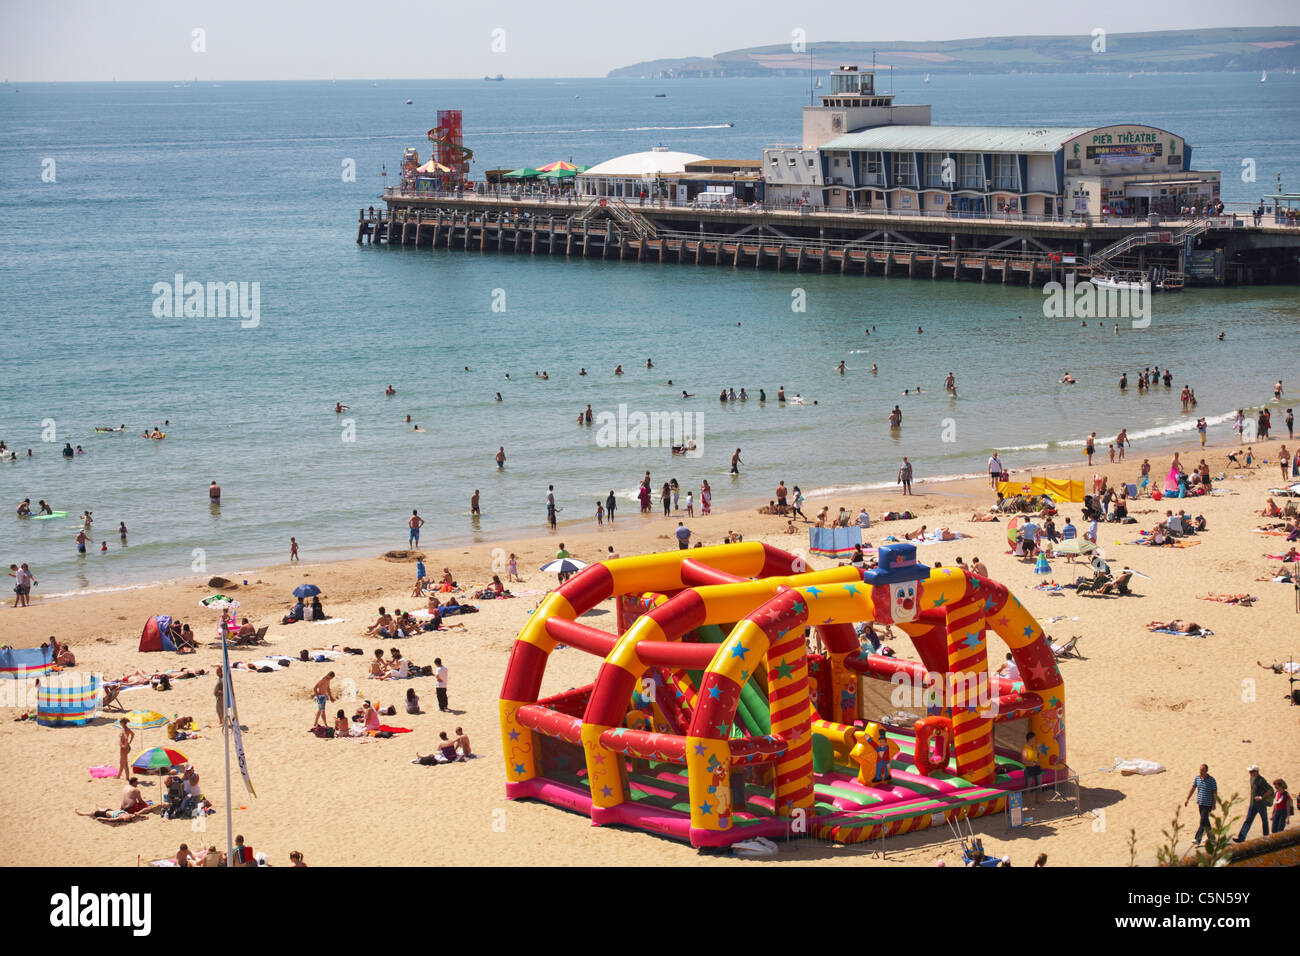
[385,385,396,395]
[334,402,349,412]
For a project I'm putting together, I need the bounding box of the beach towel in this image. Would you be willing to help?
[308,618,348,626]
[87,765,118,779]
[1032,584,1064,592]
[1148,626,1212,637]
[371,725,412,734]
[1103,758,1166,776]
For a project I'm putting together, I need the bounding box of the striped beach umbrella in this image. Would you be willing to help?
[536,160,579,172]
[125,709,167,730]
[131,746,189,774]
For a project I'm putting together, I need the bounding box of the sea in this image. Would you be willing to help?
[1,71,1298,595]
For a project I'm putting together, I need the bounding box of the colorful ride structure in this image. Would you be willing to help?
[426,109,472,187]
[499,542,1067,848]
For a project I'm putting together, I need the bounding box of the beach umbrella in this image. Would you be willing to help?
[540,558,587,575]
[1034,554,1051,576]
[416,160,450,174]
[1005,515,1024,546]
[125,709,167,730]
[538,167,578,179]
[503,167,541,179]
[536,161,579,172]
[200,594,240,610]
[1055,538,1096,557]
[131,746,189,775]
[292,584,321,599]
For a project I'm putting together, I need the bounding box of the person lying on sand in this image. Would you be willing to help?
[1257,660,1300,674]
[1200,593,1256,605]
[970,511,1000,522]
[904,525,928,541]
[76,807,157,823]
[1147,620,1203,633]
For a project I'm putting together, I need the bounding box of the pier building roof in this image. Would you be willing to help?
[822,125,1094,154]
[582,149,709,178]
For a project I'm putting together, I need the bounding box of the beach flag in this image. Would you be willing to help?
[36,674,101,727]
[0,646,53,680]
[220,635,257,798]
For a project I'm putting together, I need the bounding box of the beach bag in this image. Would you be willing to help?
[299,649,309,661]
[374,731,394,739]
[311,726,330,738]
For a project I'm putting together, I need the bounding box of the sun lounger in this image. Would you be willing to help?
[1096,570,1134,596]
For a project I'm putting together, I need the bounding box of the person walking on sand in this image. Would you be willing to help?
[116,717,135,779]
[408,510,424,547]
[898,457,914,496]
[289,537,299,563]
[1184,763,1218,846]
[1234,765,1273,842]
[312,673,335,730]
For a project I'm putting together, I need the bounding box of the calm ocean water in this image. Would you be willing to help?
[2,72,1298,593]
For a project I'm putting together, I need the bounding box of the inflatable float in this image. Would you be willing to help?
[499,541,1066,848]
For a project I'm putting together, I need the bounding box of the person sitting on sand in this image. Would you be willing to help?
[437,731,463,762]
[784,520,798,534]
[56,644,76,666]
[369,649,387,679]
[1263,498,1283,518]
[411,576,431,598]
[405,688,421,714]
[364,607,393,639]
[332,709,352,736]
[453,727,472,757]
[360,701,381,732]
[121,777,148,814]
[384,649,409,680]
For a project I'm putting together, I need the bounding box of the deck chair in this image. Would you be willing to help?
[1052,636,1083,659]
[100,683,125,712]
[1098,570,1134,596]
[1074,572,1111,594]
[254,626,269,643]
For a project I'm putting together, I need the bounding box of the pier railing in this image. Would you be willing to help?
[381,188,1293,231]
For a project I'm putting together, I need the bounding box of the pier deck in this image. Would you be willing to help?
[361,192,1300,287]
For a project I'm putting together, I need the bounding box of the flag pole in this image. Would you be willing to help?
[221,631,233,867]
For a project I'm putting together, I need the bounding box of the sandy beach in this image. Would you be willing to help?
[3,436,1299,868]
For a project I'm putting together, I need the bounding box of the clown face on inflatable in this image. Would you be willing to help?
[863,543,929,626]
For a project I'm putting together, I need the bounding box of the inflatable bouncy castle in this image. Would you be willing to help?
[499,542,1066,848]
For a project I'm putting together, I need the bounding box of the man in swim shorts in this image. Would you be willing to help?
[312,673,335,729]
[209,481,220,504]
[408,509,424,546]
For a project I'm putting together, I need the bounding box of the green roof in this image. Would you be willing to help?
[822,125,1095,154]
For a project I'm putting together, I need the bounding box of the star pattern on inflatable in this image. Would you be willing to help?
[792,601,807,615]
[962,631,982,650]
[693,742,706,756]
[932,595,948,607]
[822,616,836,624]
[513,762,525,775]
[507,728,520,740]
[708,685,721,699]
[842,583,860,596]
[698,800,713,815]
[804,586,823,599]
[775,658,794,680]
[601,785,613,797]
[998,615,1010,626]
[730,642,749,660]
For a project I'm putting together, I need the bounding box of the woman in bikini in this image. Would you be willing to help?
[117,718,135,778]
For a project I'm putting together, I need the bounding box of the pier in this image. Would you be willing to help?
[361,193,1300,287]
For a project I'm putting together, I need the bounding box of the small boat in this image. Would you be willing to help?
[484,74,504,81]
[923,73,930,83]
[405,98,413,104]
[1261,71,1267,83]
[726,122,734,127]
[655,93,666,97]
[1092,274,1146,292]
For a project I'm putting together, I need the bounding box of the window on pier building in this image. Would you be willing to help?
[924,153,950,188]
[992,153,1018,190]
[891,152,915,187]
[858,152,883,186]
[959,153,983,189]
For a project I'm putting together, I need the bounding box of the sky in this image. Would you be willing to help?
[2,0,1297,81]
